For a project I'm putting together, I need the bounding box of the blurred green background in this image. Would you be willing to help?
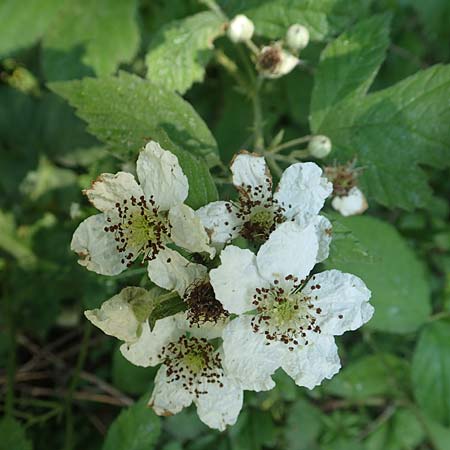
[1,0,450,449]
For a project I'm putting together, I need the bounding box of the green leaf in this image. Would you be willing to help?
[326,214,371,265]
[229,409,277,450]
[312,47,450,209]
[284,399,322,450]
[422,414,450,450]
[310,15,391,132]
[364,408,425,450]
[412,320,450,426]
[112,346,157,396]
[103,397,160,450]
[223,0,372,41]
[323,216,431,333]
[148,295,187,331]
[0,417,32,450]
[324,354,409,400]
[49,73,219,208]
[0,0,61,56]
[146,12,225,94]
[42,0,139,81]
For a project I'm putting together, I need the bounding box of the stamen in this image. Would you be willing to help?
[234,182,285,243]
[160,336,224,398]
[184,280,229,326]
[104,195,171,265]
[250,277,323,348]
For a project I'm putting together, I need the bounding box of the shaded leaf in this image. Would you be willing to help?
[364,408,424,450]
[412,320,450,426]
[103,397,161,450]
[323,216,431,333]
[324,354,409,400]
[310,14,391,131]
[0,417,32,450]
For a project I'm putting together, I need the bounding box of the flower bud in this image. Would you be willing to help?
[227,15,255,43]
[286,24,310,50]
[331,187,368,217]
[258,45,299,78]
[308,135,332,159]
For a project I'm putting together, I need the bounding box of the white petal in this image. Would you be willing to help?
[84,288,147,342]
[262,49,299,79]
[196,201,242,244]
[147,248,207,296]
[222,316,282,391]
[169,204,215,257]
[277,50,299,76]
[195,373,243,431]
[281,335,341,389]
[231,152,272,200]
[149,365,193,416]
[136,141,188,211]
[83,172,143,213]
[176,313,229,340]
[71,214,128,276]
[304,270,373,335]
[331,186,368,217]
[312,215,333,263]
[274,162,332,225]
[120,316,181,367]
[256,221,318,283]
[210,246,267,315]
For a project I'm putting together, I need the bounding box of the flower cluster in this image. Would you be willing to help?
[74,141,373,431]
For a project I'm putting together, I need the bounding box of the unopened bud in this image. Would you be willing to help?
[331,187,368,217]
[286,24,309,50]
[258,45,299,78]
[227,15,255,43]
[308,135,332,158]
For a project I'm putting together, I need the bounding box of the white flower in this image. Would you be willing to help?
[227,14,255,43]
[71,141,214,277]
[308,135,332,159]
[149,335,243,431]
[120,312,241,431]
[197,152,333,255]
[209,221,373,391]
[86,283,240,430]
[332,186,368,217]
[258,45,299,78]
[286,24,310,51]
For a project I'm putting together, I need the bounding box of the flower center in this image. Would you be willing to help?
[184,280,229,327]
[104,195,171,266]
[250,277,323,350]
[258,47,282,72]
[160,336,224,397]
[232,180,285,243]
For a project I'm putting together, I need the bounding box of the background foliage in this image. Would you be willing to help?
[0,0,449,449]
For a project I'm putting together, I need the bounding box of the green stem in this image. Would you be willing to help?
[270,135,313,153]
[5,276,16,418]
[64,322,92,450]
[252,77,264,152]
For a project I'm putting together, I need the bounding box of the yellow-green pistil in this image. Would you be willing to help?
[104,194,171,265]
[250,277,324,350]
